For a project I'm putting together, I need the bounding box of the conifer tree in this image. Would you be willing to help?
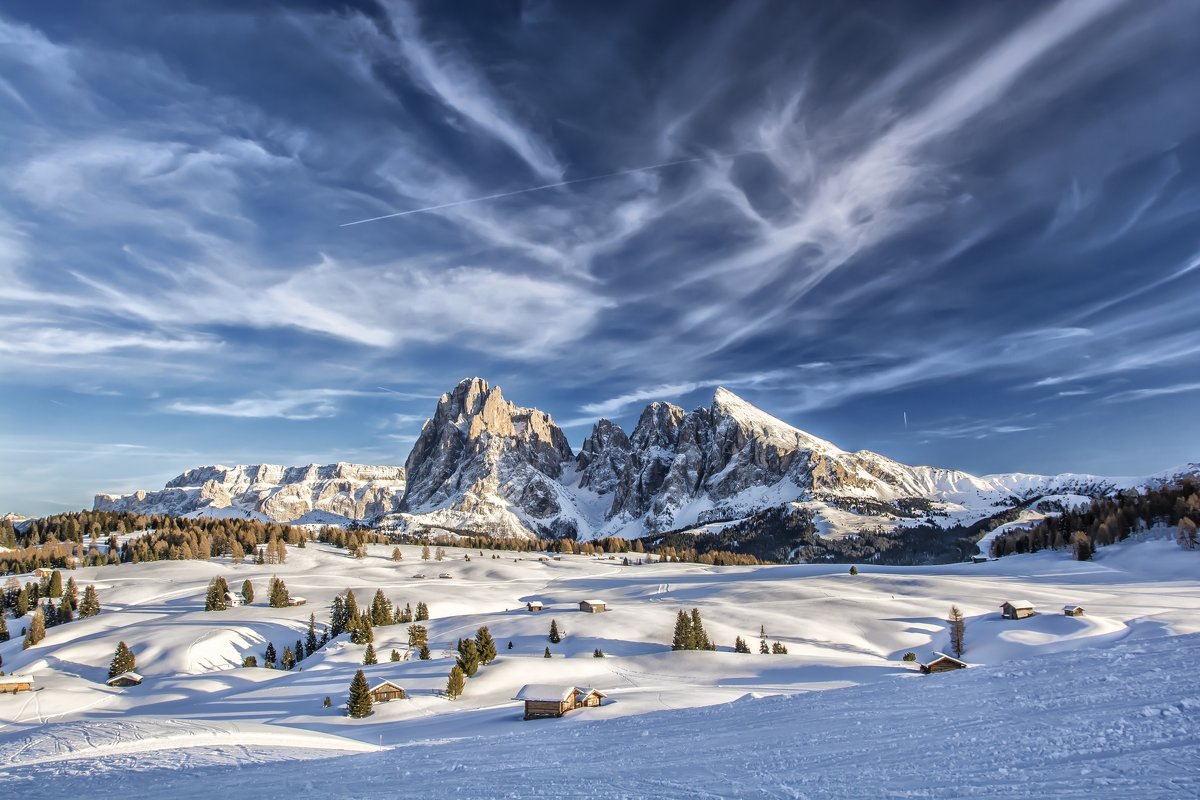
[205,576,229,611]
[330,595,348,637]
[15,586,29,618]
[771,642,788,654]
[306,613,319,654]
[78,585,100,617]
[241,579,254,605]
[948,605,966,658]
[390,649,401,662]
[593,648,604,658]
[407,623,428,649]
[456,639,480,677]
[446,665,465,700]
[849,565,858,576]
[58,598,73,624]
[295,638,305,662]
[370,589,392,626]
[548,619,562,643]
[349,612,374,645]
[48,570,63,598]
[268,576,290,608]
[507,641,513,650]
[397,602,413,624]
[475,626,497,665]
[543,646,552,658]
[391,547,403,562]
[671,610,693,650]
[734,636,750,653]
[265,642,277,668]
[363,643,378,665]
[415,601,429,621]
[760,639,770,654]
[242,655,258,667]
[419,643,431,660]
[0,615,8,643]
[347,669,373,718]
[282,645,296,670]
[690,608,711,650]
[421,544,431,561]
[323,696,332,708]
[23,609,45,649]
[64,577,78,610]
[231,539,245,564]
[108,640,135,677]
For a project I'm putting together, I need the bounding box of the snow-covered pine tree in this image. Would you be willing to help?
[548,619,562,643]
[347,670,373,718]
[363,643,377,665]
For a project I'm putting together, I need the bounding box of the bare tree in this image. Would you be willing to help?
[948,605,966,658]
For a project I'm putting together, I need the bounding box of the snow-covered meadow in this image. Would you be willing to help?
[1,535,1197,795]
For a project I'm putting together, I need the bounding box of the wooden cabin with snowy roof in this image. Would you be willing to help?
[0,675,35,693]
[514,685,606,720]
[106,672,143,687]
[579,599,606,613]
[1063,605,1085,617]
[1000,600,1035,619]
[368,680,407,703]
[920,654,967,674]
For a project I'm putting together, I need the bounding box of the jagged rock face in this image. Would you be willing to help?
[95,463,407,523]
[576,419,630,496]
[608,402,686,518]
[401,378,576,537]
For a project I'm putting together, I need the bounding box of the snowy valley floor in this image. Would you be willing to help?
[0,537,1197,796]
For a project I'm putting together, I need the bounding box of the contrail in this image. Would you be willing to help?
[903,411,908,430]
[340,152,757,227]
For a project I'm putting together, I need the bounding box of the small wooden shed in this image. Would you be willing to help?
[34,567,54,578]
[1063,605,1085,617]
[579,599,606,613]
[1000,600,1035,619]
[287,597,307,607]
[514,684,606,720]
[526,600,544,612]
[920,653,968,674]
[106,672,143,687]
[0,675,35,693]
[368,680,407,703]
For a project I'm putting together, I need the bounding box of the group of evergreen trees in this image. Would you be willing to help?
[989,480,1200,560]
[2,572,100,650]
[108,641,136,677]
[671,609,714,651]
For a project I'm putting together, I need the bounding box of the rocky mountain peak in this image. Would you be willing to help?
[576,419,631,495]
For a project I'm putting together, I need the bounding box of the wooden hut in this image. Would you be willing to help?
[287,596,307,607]
[526,600,544,612]
[368,680,407,703]
[106,672,143,687]
[514,685,607,720]
[224,590,244,607]
[0,675,35,693]
[920,653,968,674]
[1000,600,1035,619]
[1063,605,1085,617]
[579,599,606,613]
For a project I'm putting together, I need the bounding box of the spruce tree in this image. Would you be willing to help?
[397,602,413,624]
[330,595,348,637]
[295,638,305,662]
[370,589,392,626]
[771,642,788,654]
[108,641,135,677]
[407,624,428,649]
[347,669,373,718]
[78,585,100,617]
[415,601,429,621]
[0,615,8,643]
[323,696,332,708]
[363,643,378,665]
[241,579,254,605]
[16,587,29,618]
[390,649,401,662]
[734,636,750,653]
[64,577,78,611]
[849,565,858,576]
[760,639,770,654]
[205,576,229,611]
[306,614,319,654]
[949,605,966,658]
[690,608,710,650]
[349,612,374,645]
[671,610,693,650]
[268,576,290,608]
[265,642,277,668]
[282,645,296,670]
[419,643,431,660]
[446,665,465,700]
[48,570,63,598]
[548,619,562,643]
[593,648,604,658]
[456,639,479,677]
[475,626,497,665]
[507,641,513,650]
[543,646,552,658]
[58,598,73,624]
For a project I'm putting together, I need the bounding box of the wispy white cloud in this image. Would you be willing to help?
[166,389,383,420]
[1103,382,1200,404]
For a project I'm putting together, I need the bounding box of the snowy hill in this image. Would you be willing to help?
[94,463,406,524]
[0,536,1196,795]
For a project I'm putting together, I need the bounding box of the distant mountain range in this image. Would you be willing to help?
[94,377,1198,542]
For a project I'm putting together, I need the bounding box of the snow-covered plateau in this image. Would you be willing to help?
[0,534,1197,796]
[93,378,1200,545]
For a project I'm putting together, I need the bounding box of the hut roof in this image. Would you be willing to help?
[513,684,576,702]
[580,599,606,606]
[105,672,143,685]
[926,653,968,667]
[370,679,405,693]
[575,687,607,698]
[1001,600,1035,609]
[1063,604,1084,612]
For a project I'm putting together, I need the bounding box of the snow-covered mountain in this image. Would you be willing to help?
[96,377,1198,539]
[94,463,406,524]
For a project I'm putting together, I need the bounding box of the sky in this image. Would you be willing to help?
[2,0,1199,515]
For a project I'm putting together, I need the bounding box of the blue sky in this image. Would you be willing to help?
[2,1,1198,515]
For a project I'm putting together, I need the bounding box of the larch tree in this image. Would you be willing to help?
[23,609,45,649]
[949,605,966,658]
[446,666,465,700]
